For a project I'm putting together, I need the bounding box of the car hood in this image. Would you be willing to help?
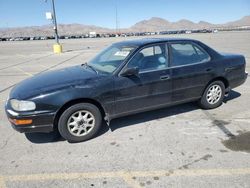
[10,65,99,99]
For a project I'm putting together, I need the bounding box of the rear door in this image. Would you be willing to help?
[169,42,214,102]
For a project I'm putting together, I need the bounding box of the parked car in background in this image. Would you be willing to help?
[5,38,248,142]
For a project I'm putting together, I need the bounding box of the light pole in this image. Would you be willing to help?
[45,0,62,53]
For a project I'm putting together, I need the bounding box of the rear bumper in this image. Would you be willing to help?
[230,72,248,89]
[5,109,55,133]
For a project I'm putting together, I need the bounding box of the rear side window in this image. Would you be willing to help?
[170,43,210,67]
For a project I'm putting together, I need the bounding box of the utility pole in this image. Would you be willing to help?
[51,0,59,44]
[115,4,118,34]
[115,3,119,36]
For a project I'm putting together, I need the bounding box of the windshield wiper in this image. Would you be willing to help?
[82,63,98,74]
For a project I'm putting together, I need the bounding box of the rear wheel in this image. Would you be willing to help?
[199,81,225,109]
[58,103,102,142]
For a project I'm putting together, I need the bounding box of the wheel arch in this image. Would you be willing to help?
[202,76,229,96]
[53,98,106,130]
[209,76,229,89]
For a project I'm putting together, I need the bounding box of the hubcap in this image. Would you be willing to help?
[67,110,95,137]
[206,84,222,105]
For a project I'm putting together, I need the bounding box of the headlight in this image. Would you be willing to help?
[10,99,36,111]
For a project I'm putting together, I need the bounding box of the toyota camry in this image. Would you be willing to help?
[5,38,248,142]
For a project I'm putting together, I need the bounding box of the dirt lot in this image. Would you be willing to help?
[0,31,250,188]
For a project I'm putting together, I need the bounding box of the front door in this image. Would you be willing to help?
[113,44,172,117]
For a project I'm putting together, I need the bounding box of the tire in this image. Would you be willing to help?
[58,103,102,142]
[199,81,225,109]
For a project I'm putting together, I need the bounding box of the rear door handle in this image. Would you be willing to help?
[160,75,170,80]
[225,67,237,72]
[206,68,213,72]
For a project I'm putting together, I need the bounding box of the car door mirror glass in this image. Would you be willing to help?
[120,67,139,77]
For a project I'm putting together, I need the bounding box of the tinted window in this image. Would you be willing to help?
[170,43,210,67]
[128,44,168,72]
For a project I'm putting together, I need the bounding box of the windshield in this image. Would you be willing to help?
[88,44,136,74]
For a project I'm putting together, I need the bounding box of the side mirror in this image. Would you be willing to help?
[120,67,139,77]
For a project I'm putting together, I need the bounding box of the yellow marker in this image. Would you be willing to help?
[3,168,250,188]
[0,176,6,188]
[53,43,62,53]
[121,172,141,188]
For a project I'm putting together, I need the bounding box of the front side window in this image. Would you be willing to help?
[88,45,136,74]
[127,44,168,72]
[170,43,210,67]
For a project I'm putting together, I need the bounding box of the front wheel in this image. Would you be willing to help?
[199,81,225,109]
[58,103,102,142]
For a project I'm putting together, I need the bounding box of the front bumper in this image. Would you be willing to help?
[5,109,55,133]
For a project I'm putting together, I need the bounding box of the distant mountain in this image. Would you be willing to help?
[130,16,250,32]
[130,17,172,32]
[0,16,249,37]
[0,24,112,37]
[58,24,112,35]
[129,17,215,32]
[223,16,250,27]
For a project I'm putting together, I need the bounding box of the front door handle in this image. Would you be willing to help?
[160,75,170,80]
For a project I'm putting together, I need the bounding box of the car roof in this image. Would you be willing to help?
[115,38,199,47]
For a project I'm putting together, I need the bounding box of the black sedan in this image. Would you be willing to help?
[5,38,248,142]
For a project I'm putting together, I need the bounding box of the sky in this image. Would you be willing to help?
[0,0,249,28]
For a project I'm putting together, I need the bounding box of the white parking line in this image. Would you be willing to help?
[14,67,33,76]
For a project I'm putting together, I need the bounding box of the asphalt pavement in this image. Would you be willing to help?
[0,31,250,188]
